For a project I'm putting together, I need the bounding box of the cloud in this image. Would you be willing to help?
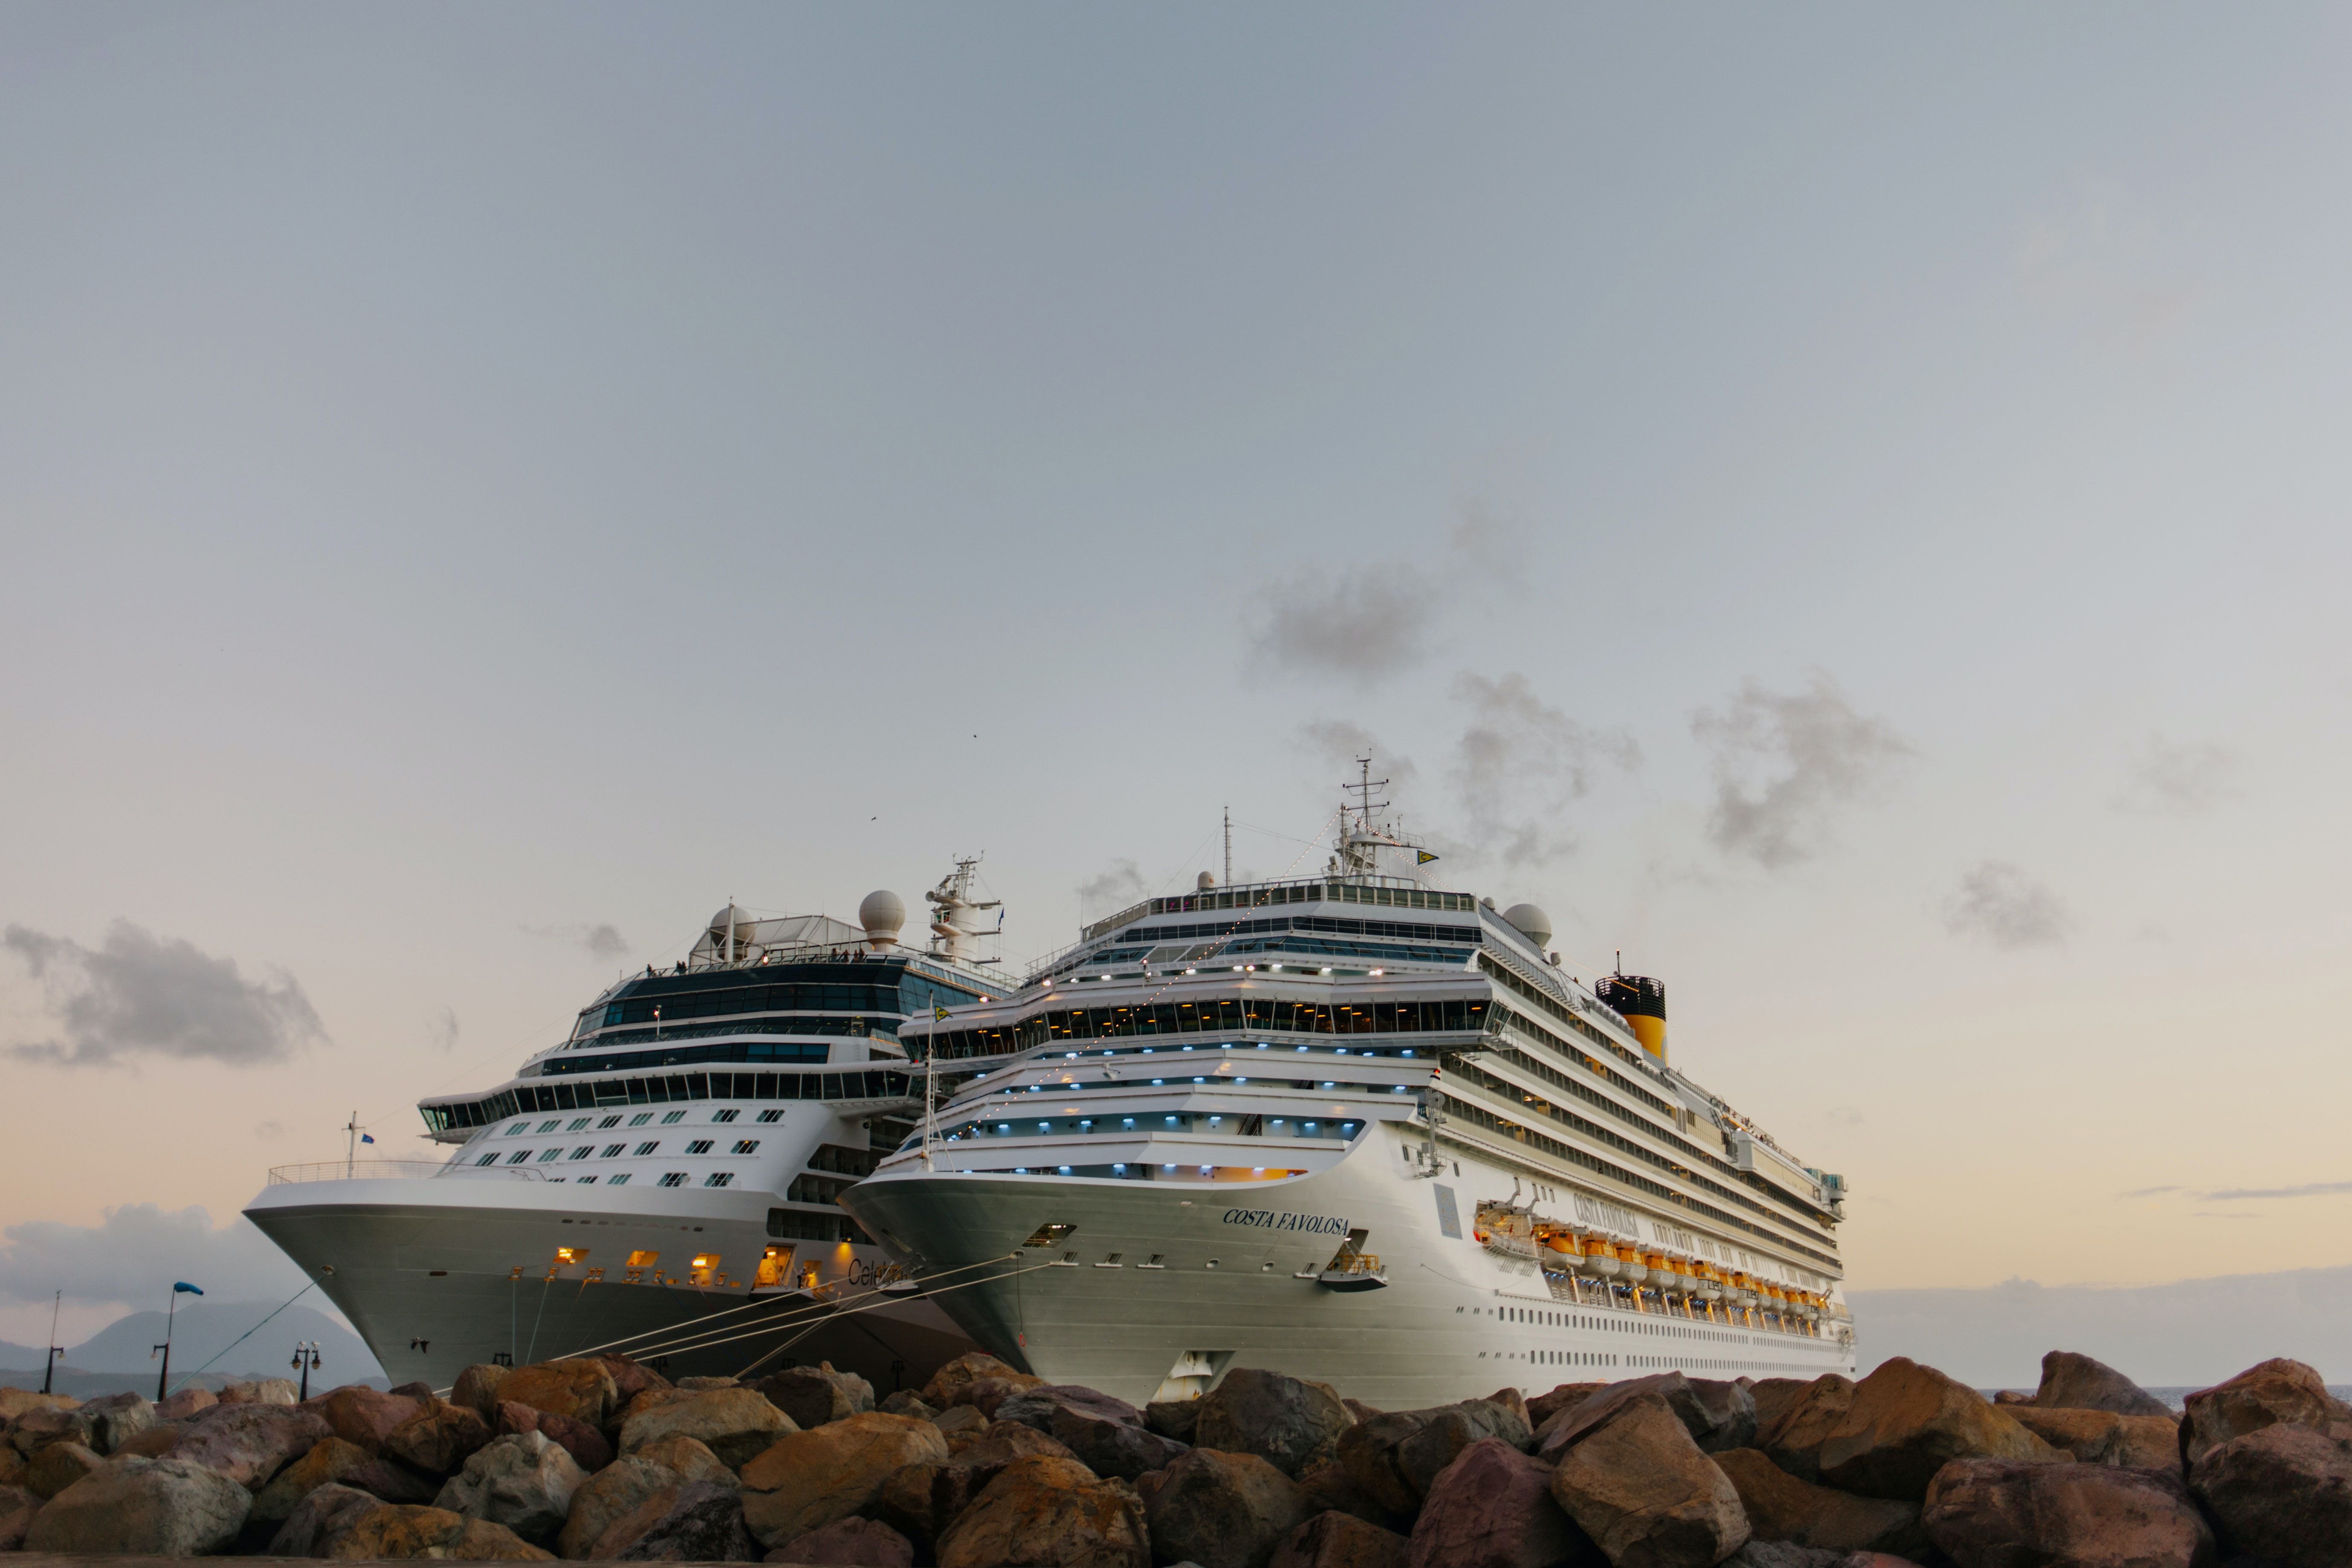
[2119,1185,2185,1199]
[427,1006,460,1052]
[1076,860,1148,917]
[522,923,631,962]
[2115,735,2240,816]
[0,1205,311,1308]
[1691,675,1911,868]
[1941,861,2072,949]
[1244,562,1435,681]
[1296,720,1419,795]
[2204,1181,2352,1202]
[1446,500,1530,580]
[3,922,327,1069]
[1450,672,1639,865]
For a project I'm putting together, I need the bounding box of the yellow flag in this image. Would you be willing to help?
[1416,850,1441,865]
[934,1005,951,1021]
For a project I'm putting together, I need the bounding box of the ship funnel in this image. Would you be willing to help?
[1597,972,1667,1064]
[858,890,906,952]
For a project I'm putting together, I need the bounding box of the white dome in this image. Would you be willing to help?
[858,890,907,947]
[1197,871,1216,890]
[709,903,751,933]
[1501,903,1553,948]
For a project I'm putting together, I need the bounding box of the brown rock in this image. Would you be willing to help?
[1547,1397,1746,1568]
[455,1363,513,1420]
[386,1399,495,1476]
[0,1389,78,1420]
[112,1422,188,1459]
[434,1429,590,1541]
[499,1399,617,1472]
[2187,1421,2352,1568]
[1746,1380,1814,1438]
[80,1391,159,1455]
[1196,1368,1358,1479]
[1536,1373,1751,1463]
[252,1435,438,1521]
[932,1452,1150,1568]
[1339,1412,1441,1518]
[633,1431,740,1481]
[0,1445,23,1485]
[1709,1449,1929,1559]
[756,1362,876,1429]
[2114,1415,2183,1473]
[6,1404,96,1458]
[268,1479,386,1555]
[622,1385,793,1467]
[2006,1406,2124,1465]
[2032,1351,2173,1418]
[309,1385,426,1456]
[557,1441,736,1561]
[679,1376,742,1392]
[24,1454,254,1556]
[500,1358,625,1428]
[995,1383,1191,1481]
[174,1400,337,1490]
[934,1403,991,1438]
[739,1409,951,1547]
[1272,1509,1412,1568]
[880,1390,940,1420]
[2180,1357,2352,1467]
[157,1385,218,1420]
[0,1489,34,1554]
[873,1422,1079,1546]
[1925,1454,2218,1568]
[591,1478,760,1560]
[594,1354,673,1410]
[324,1500,557,1559]
[773,1514,919,1567]
[1815,1358,2064,1502]
[24,1440,104,1499]
[922,1351,1037,1409]
[1139,1446,1316,1568]
[220,1377,301,1405]
[1410,1438,1592,1568]
[1753,1377,1855,1486]
[962,1376,1053,1419]
[1148,1398,1203,1442]
[1296,1451,1409,1533]
[1528,1384,1609,1429]
[1992,1390,2036,1406]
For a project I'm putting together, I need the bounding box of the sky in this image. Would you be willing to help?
[3,4,2351,1371]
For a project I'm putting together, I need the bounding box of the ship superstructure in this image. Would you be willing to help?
[245,877,1008,1392]
[844,782,1856,1407]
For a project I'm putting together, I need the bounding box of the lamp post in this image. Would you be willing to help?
[40,1290,61,1397]
[155,1281,203,1401]
[290,1340,321,1401]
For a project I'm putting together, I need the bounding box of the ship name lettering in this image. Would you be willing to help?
[1220,1208,1348,1236]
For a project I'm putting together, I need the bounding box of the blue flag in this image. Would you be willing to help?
[360,1133,374,1144]
[173,1282,203,1295]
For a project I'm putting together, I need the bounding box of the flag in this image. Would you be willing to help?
[934,1005,950,1021]
[1416,850,1441,865]
[360,1133,374,1145]
[173,1282,203,1296]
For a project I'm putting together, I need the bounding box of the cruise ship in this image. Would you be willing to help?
[844,780,1858,1409]
[244,865,1011,1394]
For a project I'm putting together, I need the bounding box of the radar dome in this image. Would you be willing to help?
[1501,903,1553,948]
[1197,871,1216,890]
[859,890,906,951]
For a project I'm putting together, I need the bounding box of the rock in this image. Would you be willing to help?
[221,1377,302,1405]
[158,1385,218,1420]
[594,1354,673,1409]
[623,1385,793,1467]
[324,1500,557,1559]
[1718,1546,1841,1568]
[2180,1357,2352,1467]
[1149,1399,1204,1442]
[739,1409,951,1547]
[25,1439,105,1498]
[270,1479,388,1556]
[387,1380,439,1403]
[113,1422,188,1459]
[386,1399,495,1476]
[880,1390,939,1419]
[1296,1452,1409,1533]
[2115,1415,2183,1472]
[0,1490,33,1554]
[679,1375,742,1392]
[922,1351,1038,1409]
[499,1359,625,1427]
[1754,1378,1855,1486]
[2187,1421,2352,1568]
[558,1440,737,1561]
[960,1376,1054,1419]
[0,1445,20,1485]
[1139,1446,1317,1568]
[2031,1351,2173,1418]
[1534,1374,1751,1462]
[309,1385,426,1456]
[1745,1382,1813,1439]
[499,1399,617,1472]
[455,1363,514,1420]
[1272,1509,1412,1568]
[873,1422,1078,1546]
[1339,1412,1440,1518]
[2005,1406,2124,1464]
[1815,1358,2064,1502]
[589,1478,760,1560]
[7,1404,96,1457]
[996,1383,1192,1481]
[254,1435,438,1520]
[1708,1450,1929,1559]
[1195,1368,1357,1479]
[935,1403,992,1438]
[932,1452,1151,1568]
[436,1430,590,1542]
[771,1514,918,1567]
[1992,1391,2035,1406]
[25,1454,254,1555]
[0,1389,78,1420]
[1411,1437,1592,1568]
[757,1362,877,1429]
[175,1400,337,1489]
[1925,1454,2218,1568]
[81,1390,159,1454]
[635,1430,742,1483]
[1549,1393,1749,1565]
[1528,1384,1608,1429]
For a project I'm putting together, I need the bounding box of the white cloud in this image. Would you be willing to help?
[1692,674,1911,869]
[3,922,327,1069]
[1942,860,2072,950]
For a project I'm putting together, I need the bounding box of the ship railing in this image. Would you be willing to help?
[267,1160,546,1184]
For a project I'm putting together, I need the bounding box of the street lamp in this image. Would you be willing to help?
[155,1281,203,1401]
[290,1341,322,1401]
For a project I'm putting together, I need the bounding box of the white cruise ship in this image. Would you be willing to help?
[244,866,1012,1394]
[844,783,1859,1409]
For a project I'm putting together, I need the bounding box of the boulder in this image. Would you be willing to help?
[1753,1377,1854,1486]
[2031,1351,2173,1418]
[455,1363,514,1420]
[7,1403,96,1457]
[158,1385,219,1420]
[1296,1451,1411,1533]
[634,1430,742,1483]
[0,1489,33,1554]
[872,1421,1078,1546]
[1409,1438,1591,1568]
[880,1391,940,1420]
[996,1383,1192,1481]
[678,1375,742,1392]
[1924,1454,2218,1568]
[738,1409,951,1547]
[322,1500,557,1559]
[1148,1399,1204,1442]
[629,1385,796,1466]
[757,1362,877,1429]
[499,1399,617,1472]
[253,1435,438,1520]
[1195,1368,1357,1479]
[1139,1446,1317,1568]
[558,1440,737,1561]
[963,1376,1055,1419]
[81,1390,159,1454]
[1548,1395,1747,1568]
[2005,1406,2124,1465]
[435,1429,590,1542]
[386,1399,495,1476]
[1528,1384,1608,1429]
[2180,1357,2352,1467]
[1535,1374,1751,1462]
[2187,1421,2352,1568]
[269,1479,386,1556]
[500,1357,625,1427]
[25,1440,104,1499]
[0,1389,78,1420]
[221,1377,302,1405]
[935,1403,992,1438]
[1745,1382,1813,1440]
[309,1385,426,1456]
[590,1478,760,1560]
[594,1354,673,1410]
[1992,1391,2035,1406]
[932,1452,1151,1568]
[113,1421,189,1459]
[0,1445,22,1486]
[1272,1509,1412,1568]
[1339,1412,1441,1518]
[1815,1358,2064,1502]
[772,1514,919,1567]
[388,1380,440,1403]
[2114,1415,2184,1472]
[1708,1449,1928,1559]
[25,1454,253,1556]
[175,1400,336,1489]
[922,1351,1038,1408]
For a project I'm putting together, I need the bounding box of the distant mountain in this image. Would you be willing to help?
[0,1340,47,1369]
[56,1301,383,1382]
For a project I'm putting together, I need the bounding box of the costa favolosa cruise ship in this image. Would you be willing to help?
[845,780,1858,1408]
[244,863,1012,1393]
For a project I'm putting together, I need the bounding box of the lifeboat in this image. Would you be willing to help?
[1698,1264,1724,1302]
[1580,1237,1619,1279]
[1614,1241,1644,1279]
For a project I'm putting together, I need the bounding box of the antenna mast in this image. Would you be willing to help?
[1223,806,1233,888]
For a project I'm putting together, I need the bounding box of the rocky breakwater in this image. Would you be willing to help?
[1,1345,2348,1566]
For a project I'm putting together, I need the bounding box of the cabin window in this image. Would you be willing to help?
[686,1140,714,1154]
[634,1142,659,1155]
[705,1172,735,1187]
[659,1172,689,1187]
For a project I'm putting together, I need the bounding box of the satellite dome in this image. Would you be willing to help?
[1197,871,1216,890]
[709,903,751,934]
[1501,903,1553,948]
[859,890,907,951]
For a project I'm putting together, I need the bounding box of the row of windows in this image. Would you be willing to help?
[477,1137,761,1167]
[558,1029,870,1064]
[423,1068,911,1134]
[1108,881,1477,934]
[1114,913,1484,947]
[921,999,1488,1061]
[601,984,909,1028]
[939,1110,1366,1144]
